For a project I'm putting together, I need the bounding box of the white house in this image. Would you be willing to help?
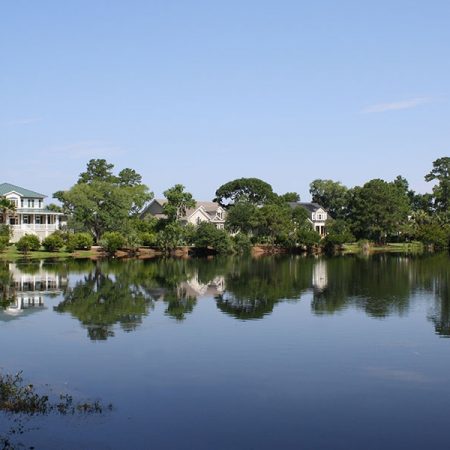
[142,199,227,229]
[289,202,329,236]
[0,183,63,243]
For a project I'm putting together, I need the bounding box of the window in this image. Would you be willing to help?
[38,200,42,208]
[23,215,29,224]
[28,199,35,208]
[9,198,18,207]
[36,216,41,224]
[318,214,322,220]
[20,199,24,208]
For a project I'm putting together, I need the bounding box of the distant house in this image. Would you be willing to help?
[142,199,226,229]
[289,202,329,237]
[0,183,63,243]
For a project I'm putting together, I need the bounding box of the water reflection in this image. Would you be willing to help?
[0,254,449,339]
[0,261,67,320]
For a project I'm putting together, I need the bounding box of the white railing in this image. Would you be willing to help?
[11,224,58,231]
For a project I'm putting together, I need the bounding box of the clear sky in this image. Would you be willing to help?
[1,0,449,201]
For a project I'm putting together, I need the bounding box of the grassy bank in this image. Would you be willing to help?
[342,242,424,254]
[0,245,97,260]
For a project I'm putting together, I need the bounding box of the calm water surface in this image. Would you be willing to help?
[0,254,449,449]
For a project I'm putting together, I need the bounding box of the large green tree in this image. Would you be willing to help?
[425,157,450,212]
[309,179,349,219]
[225,201,262,236]
[54,159,152,241]
[214,178,275,207]
[348,179,410,243]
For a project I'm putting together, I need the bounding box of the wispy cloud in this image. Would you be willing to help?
[362,97,432,113]
[3,117,42,126]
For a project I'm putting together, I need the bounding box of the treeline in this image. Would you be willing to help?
[1,156,449,255]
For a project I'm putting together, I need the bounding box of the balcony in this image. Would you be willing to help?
[11,224,58,232]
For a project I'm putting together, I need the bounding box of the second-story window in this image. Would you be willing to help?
[20,199,24,208]
[38,200,42,208]
[28,199,35,208]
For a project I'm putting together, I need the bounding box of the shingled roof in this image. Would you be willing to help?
[0,183,46,198]
[288,202,325,213]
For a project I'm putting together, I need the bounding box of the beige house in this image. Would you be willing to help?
[289,202,329,236]
[0,183,63,243]
[142,199,226,229]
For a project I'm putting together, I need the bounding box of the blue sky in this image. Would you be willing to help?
[1,0,449,201]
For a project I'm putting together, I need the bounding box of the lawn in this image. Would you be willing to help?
[0,245,96,260]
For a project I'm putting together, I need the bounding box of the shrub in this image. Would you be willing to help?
[66,233,94,252]
[414,223,449,248]
[139,232,157,247]
[0,224,11,239]
[0,236,9,252]
[231,233,252,254]
[323,219,355,252]
[125,231,142,251]
[297,228,321,248]
[100,232,126,254]
[42,233,65,252]
[192,222,233,254]
[16,234,40,253]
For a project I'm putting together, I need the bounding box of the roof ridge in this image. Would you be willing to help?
[0,183,46,198]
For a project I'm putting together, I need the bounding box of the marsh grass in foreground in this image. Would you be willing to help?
[0,371,112,449]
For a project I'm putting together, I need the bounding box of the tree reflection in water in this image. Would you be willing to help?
[1,253,449,339]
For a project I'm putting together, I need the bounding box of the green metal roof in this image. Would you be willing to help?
[0,183,46,198]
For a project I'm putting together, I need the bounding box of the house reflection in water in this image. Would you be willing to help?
[178,275,226,298]
[312,259,328,292]
[3,262,67,317]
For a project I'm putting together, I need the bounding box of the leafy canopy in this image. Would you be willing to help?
[425,157,450,212]
[309,179,348,219]
[348,178,410,243]
[54,159,153,241]
[163,184,196,222]
[214,178,275,207]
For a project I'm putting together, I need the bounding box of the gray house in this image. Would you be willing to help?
[289,202,329,237]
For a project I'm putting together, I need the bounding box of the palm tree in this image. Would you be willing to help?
[0,197,16,225]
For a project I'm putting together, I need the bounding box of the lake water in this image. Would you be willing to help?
[1,253,449,449]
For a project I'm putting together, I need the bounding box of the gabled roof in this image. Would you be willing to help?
[146,199,224,221]
[0,183,46,199]
[288,202,325,213]
[184,202,224,221]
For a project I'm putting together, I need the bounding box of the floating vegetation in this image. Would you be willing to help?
[0,371,112,449]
